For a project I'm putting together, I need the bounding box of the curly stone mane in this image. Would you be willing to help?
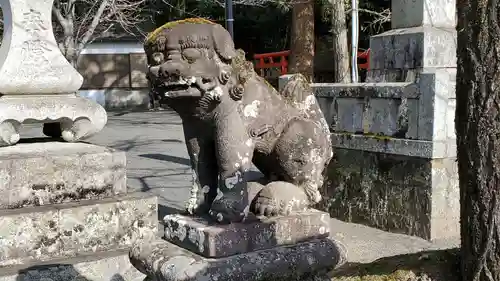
[144,18,217,64]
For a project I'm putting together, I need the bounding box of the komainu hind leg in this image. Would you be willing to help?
[252,118,331,216]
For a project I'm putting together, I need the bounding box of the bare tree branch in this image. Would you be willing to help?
[191,0,292,8]
[52,5,67,31]
[77,0,110,52]
[51,0,151,64]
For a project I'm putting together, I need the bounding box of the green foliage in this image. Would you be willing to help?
[152,0,390,54]
[154,0,290,54]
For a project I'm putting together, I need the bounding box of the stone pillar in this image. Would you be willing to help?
[368,0,456,83]
[0,0,106,146]
[0,1,158,279]
[309,0,459,241]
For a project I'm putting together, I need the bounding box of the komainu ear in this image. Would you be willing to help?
[211,24,237,61]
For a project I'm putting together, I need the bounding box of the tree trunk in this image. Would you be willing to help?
[63,38,78,67]
[456,0,500,280]
[288,0,315,82]
[330,0,350,83]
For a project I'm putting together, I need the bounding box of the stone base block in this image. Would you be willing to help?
[0,193,157,266]
[321,148,459,240]
[367,26,456,82]
[0,142,126,209]
[130,238,346,281]
[0,249,145,281]
[164,210,330,258]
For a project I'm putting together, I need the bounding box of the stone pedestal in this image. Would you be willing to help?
[288,0,459,240]
[129,211,346,281]
[367,0,456,83]
[0,1,158,279]
[0,143,158,280]
[163,211,330,258]
[0,0,106,146]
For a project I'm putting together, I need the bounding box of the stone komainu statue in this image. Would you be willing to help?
[145,18,333,223]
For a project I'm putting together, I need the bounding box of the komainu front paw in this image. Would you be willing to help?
[252,181,310,216]
[185,200,211,216]
[185,185,215,216]
[209,194,248,224]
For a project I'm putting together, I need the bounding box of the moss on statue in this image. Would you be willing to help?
[146,18,216,44]
[330,249,460,281]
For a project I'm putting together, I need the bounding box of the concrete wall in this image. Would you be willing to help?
[76,42,151,110]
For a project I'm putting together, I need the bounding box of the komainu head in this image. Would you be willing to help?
[144,18,238,103]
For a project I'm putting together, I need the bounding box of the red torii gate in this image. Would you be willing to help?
[253,49,371,76]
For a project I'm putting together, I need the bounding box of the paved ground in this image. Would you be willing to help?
[22,110,460,264]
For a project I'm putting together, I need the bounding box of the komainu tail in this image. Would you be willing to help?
[279,74,330,135]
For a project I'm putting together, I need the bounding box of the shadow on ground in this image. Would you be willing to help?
[15,265,126,281]
[139,153,191,166]
[330,249,460,281]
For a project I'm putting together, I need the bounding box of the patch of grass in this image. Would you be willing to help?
[330,249,460,281]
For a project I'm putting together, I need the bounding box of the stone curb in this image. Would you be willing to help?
[130,237,346,281]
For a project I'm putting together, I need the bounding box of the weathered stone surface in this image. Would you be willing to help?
[130,237,346,281]
[0,0,83,94]
[368,27,456,82]
[313,82,420,140]
[0,207,60,265]
[0,249,145,281]
[163,210,330,258]
[0,142,126,209]
[417,71,457,142]
[391,0,456,29]
[330,134,454,159]
[320,148,459,240]
[0,193,157,266]
[312,72,456,159]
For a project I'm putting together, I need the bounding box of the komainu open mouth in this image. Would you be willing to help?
[154,78,202,98]
[163,84,190,92]
[151,75,219,99]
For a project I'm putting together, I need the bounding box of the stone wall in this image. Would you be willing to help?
[322,149,458,240]
[281,0,459,241]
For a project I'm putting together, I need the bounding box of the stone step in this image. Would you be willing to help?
[0,142,127,209]
[0,192,157,266]
[164,210,330,258]
[130,237,346,281]
[0,248,145,281]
